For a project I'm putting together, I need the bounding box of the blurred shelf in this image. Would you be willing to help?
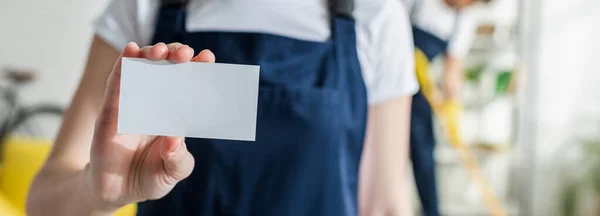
[470,33,516,52]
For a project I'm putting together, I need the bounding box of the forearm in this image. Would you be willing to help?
[442,55,465,99]
[444,55,464,77]
[27,36,121,216]
[27,77,108,215]
[28,162,114,216]
[359,96,413,216]
[28,101,107,215]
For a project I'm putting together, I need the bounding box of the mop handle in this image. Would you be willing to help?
[414,49,508,216]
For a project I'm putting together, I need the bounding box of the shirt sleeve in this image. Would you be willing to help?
[363,0,419,104]
[400,0,416,16]
[447,10,477,59]
[93,0,141,51]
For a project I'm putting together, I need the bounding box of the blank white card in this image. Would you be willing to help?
[118,58,260,141]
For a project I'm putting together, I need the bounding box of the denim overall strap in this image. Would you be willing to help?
[411,3,460,61]
[412,26,449,60]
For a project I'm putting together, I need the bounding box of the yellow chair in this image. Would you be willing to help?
[0,193,22,216]
[0,136,136,216]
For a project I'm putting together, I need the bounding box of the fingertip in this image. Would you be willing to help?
[160,136,184,159]
[167,142,182,157]
[192,49,216,63]
[125,42,138,50]
[151,42,169,60]
[159,136,194,183]
[155,42,168,53]
[123,42,140,57]
[181,45,195,58]
[169,45,195,63]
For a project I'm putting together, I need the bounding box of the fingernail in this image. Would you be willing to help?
[127,42,137,47]
[169,138,185,157]
[169,142,181,157]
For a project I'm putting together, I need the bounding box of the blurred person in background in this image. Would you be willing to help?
[402,0,477,215]
[27,0,420,215]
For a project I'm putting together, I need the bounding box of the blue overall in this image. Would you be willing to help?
[410,26,449,216]
[135,1,368,215]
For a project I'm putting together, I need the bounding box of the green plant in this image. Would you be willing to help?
[495,70,512,95]
[585,141,600,195]
[562,181,580,216]
[561,140,600,216]
[464,64,485,82]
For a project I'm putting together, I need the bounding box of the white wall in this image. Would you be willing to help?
[0,0,111,106]
[518,0,600,215]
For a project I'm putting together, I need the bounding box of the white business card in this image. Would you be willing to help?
[118,57,259,141]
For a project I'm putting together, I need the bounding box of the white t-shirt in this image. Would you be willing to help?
[94,0,419,105]
[404,0,476,58]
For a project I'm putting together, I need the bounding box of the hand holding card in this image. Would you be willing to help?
[85,42,216,211]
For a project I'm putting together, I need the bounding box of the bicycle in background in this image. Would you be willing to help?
[0,68,64,149]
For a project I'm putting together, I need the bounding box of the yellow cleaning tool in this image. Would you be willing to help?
[439,99,464,147]
[414,49,507,216]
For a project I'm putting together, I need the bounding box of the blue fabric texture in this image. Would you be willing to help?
[410,91,439,216]
[412,26,448,61]
[136,5,368,216]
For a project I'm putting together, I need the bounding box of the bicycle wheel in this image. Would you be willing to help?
[6,105,64,141]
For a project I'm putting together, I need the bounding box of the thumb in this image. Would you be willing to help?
[160,136,195,184]
[96,42,141,135]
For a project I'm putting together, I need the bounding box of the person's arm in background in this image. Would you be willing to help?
[357,1,418,215]
[443,10,476,99]
[442,55,465,99]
